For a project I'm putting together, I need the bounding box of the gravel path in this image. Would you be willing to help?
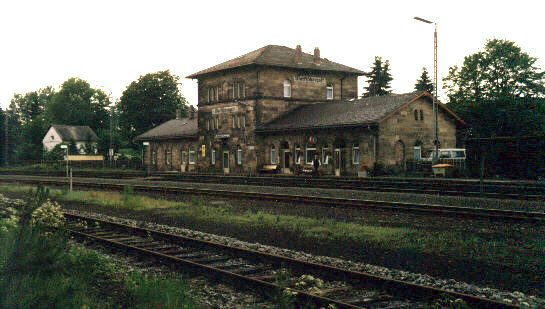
[3,175,544,212]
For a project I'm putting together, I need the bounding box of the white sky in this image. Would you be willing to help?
[1,0,543,110]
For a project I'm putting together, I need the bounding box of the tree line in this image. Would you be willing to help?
[0,70,188,163]
[0,39,543,165]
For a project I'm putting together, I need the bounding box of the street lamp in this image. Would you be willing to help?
[414,16,440,164]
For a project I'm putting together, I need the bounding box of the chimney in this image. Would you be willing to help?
[295,45,302,64]
[313,47,320,65]
[175,109,181,120]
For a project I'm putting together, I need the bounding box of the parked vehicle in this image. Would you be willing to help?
[422,148,466,162]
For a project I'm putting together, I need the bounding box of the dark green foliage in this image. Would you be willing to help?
[117,70,188,147]
[68,139,78,155]
[415,67,434,93]
[43,144,65,161]
[45,78,110,132]
[363,56,393,97]
[82,132,96,154]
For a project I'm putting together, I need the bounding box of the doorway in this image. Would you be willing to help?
[334,149,341,177]
[223,151,229,174]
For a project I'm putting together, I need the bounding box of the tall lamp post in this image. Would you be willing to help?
[414,16,439,164]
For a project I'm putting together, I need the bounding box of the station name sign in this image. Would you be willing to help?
[295,75,325,84]
[212,106,238,115]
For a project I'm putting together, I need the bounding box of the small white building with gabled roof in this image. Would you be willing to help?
[42,125,98,154]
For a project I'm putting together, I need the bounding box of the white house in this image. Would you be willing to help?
[42,125,98,154]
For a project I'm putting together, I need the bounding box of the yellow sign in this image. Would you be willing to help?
[201,145,206,157]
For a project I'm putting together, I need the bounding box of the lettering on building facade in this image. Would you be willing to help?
[295,75,325,84]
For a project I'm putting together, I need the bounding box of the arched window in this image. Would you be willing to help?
[305,143,317,164]
[237,146,243,165]
[270,145,277,164]
[352,143,360,165]
[232,115,236,128]
[283,80,291,98]
[188,146,196,164]
[414,110,419,121]
[326,84,334,100]
[420,110,424,121]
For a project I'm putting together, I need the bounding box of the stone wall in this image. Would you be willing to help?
[377,96,458,166]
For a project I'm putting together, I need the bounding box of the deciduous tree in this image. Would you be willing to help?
[117,70,188,147]
[443,39,545,138]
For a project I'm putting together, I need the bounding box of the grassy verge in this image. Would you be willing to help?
[0,187,198,308]
[1,184,543,296]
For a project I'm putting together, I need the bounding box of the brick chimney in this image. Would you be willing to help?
[176,109,181,120]
[295,45,303,64]
[313,47,320,65]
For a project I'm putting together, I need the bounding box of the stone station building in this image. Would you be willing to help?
[136,45,465,176]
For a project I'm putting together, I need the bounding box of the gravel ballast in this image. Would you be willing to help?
[59,206,545,308]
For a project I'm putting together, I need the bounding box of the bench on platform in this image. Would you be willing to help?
[259,164,279,174]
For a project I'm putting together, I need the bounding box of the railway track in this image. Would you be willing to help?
[2,176,544,223]
[1,169,543,200]
[64,212,517,308]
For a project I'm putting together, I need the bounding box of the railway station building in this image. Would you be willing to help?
[136,45,465,175]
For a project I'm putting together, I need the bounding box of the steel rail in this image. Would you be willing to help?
[1,169,543,200]
[63,212,518,308]
[2,177,544,222]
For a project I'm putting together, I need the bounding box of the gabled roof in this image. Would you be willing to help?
[256,92,465,133]
[134,117,198,141]
[50,125,98,141]
[187,45,364,78]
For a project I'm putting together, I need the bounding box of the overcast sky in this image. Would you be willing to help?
[1,0,543,110]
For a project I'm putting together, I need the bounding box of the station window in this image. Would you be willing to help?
[232,115,236,128]
[414,110,419,121]
[242,116,246,128]
[237,116,241,128]
[326,85,333,100]
[188,146,196,164]
[271,145,277,164]
[211,149,216,165]
[215,117,219,129]
[305,144,317,164]
[283,80,291,98]
[420,110,424,121]
[237,146,243,165]
[216,86,220,101]
[352,143,360,165]
[206,119,210,131]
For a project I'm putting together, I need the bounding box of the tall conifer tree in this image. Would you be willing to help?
[363,57,393,97]
[414,67,434,93]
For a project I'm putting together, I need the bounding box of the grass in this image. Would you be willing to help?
[0,187,198,308]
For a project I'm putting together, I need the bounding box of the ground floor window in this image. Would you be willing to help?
[189,146,195,164]
[181,150,187,164]
[237,146,242,165]
[211,149,216,165]
[295,145,301,164]
[352,143,360,165]
[305,144,316,164]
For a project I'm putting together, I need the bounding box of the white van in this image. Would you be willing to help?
[422,148,466,162]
